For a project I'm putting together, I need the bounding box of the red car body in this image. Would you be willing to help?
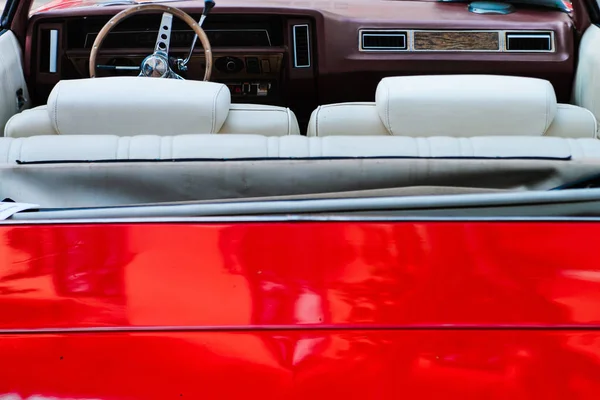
[1,221,600,398]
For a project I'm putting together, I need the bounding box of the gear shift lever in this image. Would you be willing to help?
[178,0,215,71]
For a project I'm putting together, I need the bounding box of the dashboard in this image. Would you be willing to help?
[25,0,577,129]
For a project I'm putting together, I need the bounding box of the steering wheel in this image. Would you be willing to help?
[89,4,212,80]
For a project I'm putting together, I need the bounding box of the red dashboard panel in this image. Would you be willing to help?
[1,221,600,398]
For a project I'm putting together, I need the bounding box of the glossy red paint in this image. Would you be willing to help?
[2,330,600,399]
[1,222,600,329]
[2,221,600,398]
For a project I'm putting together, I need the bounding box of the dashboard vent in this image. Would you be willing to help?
[359,30,408,51]
[292,24,311,68]
[505,32,553,52]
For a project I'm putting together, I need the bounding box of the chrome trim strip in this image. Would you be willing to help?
[505,32,554,53]
[49,29,58,73]
[292,24,310,68]
[3,216,600,225]
[359,30,408,52]
[358,29,555,53]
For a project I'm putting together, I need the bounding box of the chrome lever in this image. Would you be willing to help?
[96,65,141,71]
[177,0,214,71]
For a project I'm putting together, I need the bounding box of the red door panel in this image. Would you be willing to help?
[0,221,599,398]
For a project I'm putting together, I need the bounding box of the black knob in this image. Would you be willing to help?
[226,60,236,71]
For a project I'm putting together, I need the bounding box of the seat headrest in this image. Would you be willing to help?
[47,77,231,135]
[375,75,557,137]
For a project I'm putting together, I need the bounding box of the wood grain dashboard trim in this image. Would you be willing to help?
[413,30,499,51]
[358,29,555,53]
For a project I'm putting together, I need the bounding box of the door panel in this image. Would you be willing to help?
[2,221,600,398]
[0,29,29,135]
[573,24,600,123]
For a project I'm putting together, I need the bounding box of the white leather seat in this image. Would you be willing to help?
[2,134,600,163]
[307,75,598,139]
[4,77,300,137]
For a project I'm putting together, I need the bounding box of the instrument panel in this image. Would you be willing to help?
[26,0,574,129]
[34,13,294,105]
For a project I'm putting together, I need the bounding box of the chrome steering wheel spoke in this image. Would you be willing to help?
[96,64,141,72]
[155,12,173,56]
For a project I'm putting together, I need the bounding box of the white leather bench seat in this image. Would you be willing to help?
[2,135,600,163]
[4,77,300,137]
[308,75,598,138]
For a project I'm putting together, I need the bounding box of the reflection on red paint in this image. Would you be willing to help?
[1,221,600,397]
[2,222,600,328]
[0,331,600,399]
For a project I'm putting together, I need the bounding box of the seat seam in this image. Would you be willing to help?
[320,102,376,109]
[230,105,282,111]
[461,137,473,157]
[17,137,23,162]
[544,84,552,134]
[115,137,121,159]
[318,137,324,157]
[52,83,62,135]
[160,136,166,158]
[385,82,393,135]
[582,106,599,137]
[566,138,581,158]
[422,137,430,157]
[4,114,15,138]
[231,108,286,113]
[315,106,321,137]
[212,86,226,133]
[5,137,14,163]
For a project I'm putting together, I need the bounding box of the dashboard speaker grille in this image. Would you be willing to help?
[360,30,408,51]
[505,32,553,52]
[292,24,311,68]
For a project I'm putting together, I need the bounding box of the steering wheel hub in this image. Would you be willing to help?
[141,53,170,77]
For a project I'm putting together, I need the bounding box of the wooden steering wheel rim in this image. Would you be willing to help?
[89,3,212,80]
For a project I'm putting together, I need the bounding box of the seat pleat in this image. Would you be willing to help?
[5,135,600,162]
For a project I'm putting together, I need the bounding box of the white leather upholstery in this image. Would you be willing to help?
[220,104,300,136]
[4,106,54,137]
[4,77,301,137]
[545,104,598,138]
[0,31,30,132]
[49,77,230,135]
[376,75,556,137]
[307,103,389,137]
[308,75,597,138]
[573,24,600,124]
[2,135,600,163]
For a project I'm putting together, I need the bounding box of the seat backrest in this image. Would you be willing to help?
[4,77,300,137]
[308,75,597,139]
[2,134,600,163]
[220,104,300,136]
